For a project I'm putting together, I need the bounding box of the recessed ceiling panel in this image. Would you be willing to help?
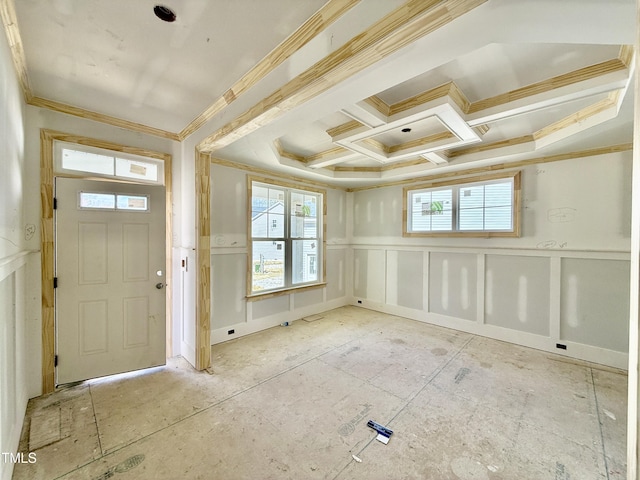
[377,43,622,105]
[279,112,353,156]
[371,116,449,146]
[479,91,614,143]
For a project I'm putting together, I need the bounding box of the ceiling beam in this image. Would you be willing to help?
[180,0,361,140]
[197,0,488,152]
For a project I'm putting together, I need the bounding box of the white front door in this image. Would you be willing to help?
[55,178,166,384]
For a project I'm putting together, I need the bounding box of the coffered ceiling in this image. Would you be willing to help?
[2,0,635,187]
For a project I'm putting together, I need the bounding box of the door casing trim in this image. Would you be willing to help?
[40,129,173,394]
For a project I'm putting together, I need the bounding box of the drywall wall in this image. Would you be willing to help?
[350,152,632,368]
[352,153,631,251]
[0,24,30,480]
[485,254,551,337]
[429,252,478,322]
[209,163,350,343]
[560,258,629,352]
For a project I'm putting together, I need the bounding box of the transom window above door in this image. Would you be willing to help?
[54,141,164,185]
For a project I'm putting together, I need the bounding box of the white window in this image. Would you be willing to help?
[404,171,520,237]
[78,192,150,212]
[55,141,164,185]
[249,177,324,295]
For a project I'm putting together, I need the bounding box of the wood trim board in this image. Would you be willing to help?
[195,150,211,370]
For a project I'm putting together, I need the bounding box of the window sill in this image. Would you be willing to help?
[403,230,520,238]
[246,282,327,302]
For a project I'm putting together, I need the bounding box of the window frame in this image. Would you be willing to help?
[247,176,326,299]
[403,171,521,237]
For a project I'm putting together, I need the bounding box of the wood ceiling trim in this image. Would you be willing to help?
[274,138,307,163]
[197,0,488,152]
[0,0,32,101]
[254,48,629,179]
[306,145,351,162]
[362,138,388,154]
[279,150,307,163]
[179,0,361,140]
[467,58,628,114]
[381,158,430,171]
[333,60,625,167]
[389,81,467,115]
[364,95,391,116]
[210,156,347,191]
[326,119,364,138]
[438,89,625,163]
[347,143,632,192]
[276,139,352,166]
[533,94,618,142]
[333,166,382,172]
[29,97,181,141]
[474,124,490,136]
[340,53,625,145]
[447,135,534,158]
[334,157,430,172]
[447,81,471,113]
[619,44,634,68]
[405,169,520,192]
[361,82,471,118]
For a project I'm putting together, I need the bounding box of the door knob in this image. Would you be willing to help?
[156,282,165,289]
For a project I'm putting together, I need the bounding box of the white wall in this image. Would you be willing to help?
[350,153,632,369]
[209,163,350,343]
[0,22,31,480]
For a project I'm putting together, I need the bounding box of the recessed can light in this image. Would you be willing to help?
[154,5,176,22]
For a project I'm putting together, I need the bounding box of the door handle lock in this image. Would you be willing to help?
[156,282,165,289]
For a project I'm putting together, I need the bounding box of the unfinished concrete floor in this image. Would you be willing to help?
[13,306,626,479]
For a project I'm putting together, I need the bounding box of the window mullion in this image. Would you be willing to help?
[452,186,459,231]
[483,184,487,231]
[284,190,292,288]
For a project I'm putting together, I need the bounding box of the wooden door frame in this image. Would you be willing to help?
[194,149,211,371]
[40,129,173,394]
